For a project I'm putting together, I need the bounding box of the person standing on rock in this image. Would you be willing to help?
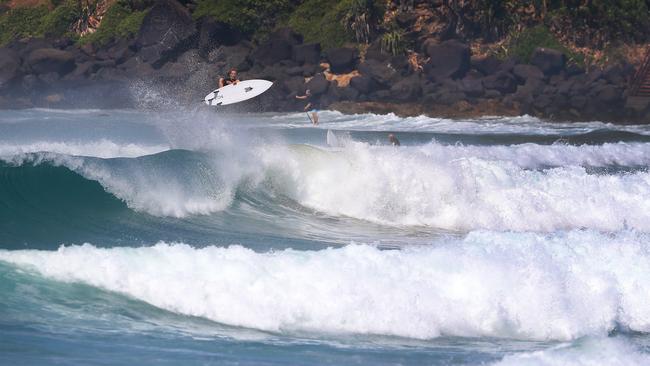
[219,68,240,88]
[296,89,319,125]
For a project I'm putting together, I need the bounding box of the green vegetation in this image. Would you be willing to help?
[288,0,383,49]
[288,0,349,49]
[0,5,50,45]
[380,29,405,56]
[0,0,83,45]
[39,1,80,38]
[78,2,148,46]
[194,0,296,36]
[501,25,584,66]
[554,0,650,42]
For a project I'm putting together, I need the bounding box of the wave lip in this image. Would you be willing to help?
[0,140,169,158]
[2,230,650,341]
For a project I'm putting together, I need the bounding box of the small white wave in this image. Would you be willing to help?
[417,141,650,168]
[494,337,650,366]
[269,111,650,135]
[2,230,650,341]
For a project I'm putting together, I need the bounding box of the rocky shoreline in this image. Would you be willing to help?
[1,0,649,123]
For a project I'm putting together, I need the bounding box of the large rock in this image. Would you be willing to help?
[459,78,484,97]
[358,59,396,87]
[350,75,376,94]
[512,64,544,83]
[208,44,252,73]
[390,75,421,101]
[326,47,357,74]
[0,48,21,87]
[306,73,328,95]
[292,43,321,65]
[594,85,621,105]
[250,39,292,66]
[135,0,197,66]
[483,71,517,94]
[471,55,501,76]
[198,17,242,58]
[26,48,75,75]
[423,40,471,80]
[530,48,566,75]
[271,28,303,45]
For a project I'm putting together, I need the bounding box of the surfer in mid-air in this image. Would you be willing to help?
[296,89,319,125]
[219,68,241,88]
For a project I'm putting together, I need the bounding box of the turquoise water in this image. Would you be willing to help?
[2,108,650,365]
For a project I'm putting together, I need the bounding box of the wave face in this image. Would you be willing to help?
[3,139,650,236]
[2,230,650,341]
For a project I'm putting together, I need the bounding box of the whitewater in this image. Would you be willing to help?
[2,108,650,365]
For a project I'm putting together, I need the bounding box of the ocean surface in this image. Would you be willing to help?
[2,108,650,365]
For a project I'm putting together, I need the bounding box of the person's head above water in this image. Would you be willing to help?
[388,133,400,146]
[228,68,238,81]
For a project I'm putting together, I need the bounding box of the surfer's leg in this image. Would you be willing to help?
[312,110,319,125]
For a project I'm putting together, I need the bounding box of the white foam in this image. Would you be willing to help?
[269,111,650,135]
[494,337,650,366]
[0,140,169,158]
[269,142,650,231]
[416,141,650,168]
[2,230,650,341]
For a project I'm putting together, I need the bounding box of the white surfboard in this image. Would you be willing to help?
[204,79,273,106]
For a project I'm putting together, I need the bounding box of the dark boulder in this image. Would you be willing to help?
[135,0,197,66]
[459,78,484,97]
[283,75,306,94]
[512,64,544,83]
[533,94,553,110]
[483,71,517,94]
[271,28,303,45]
[595,85,621,105]
[64,61,94,80]
[471,55,501,76]
[339,85,359,101]
[435,91,467,106]
[390,75,421,101]
[326,47,357,74]
[306,73,328,95]
[302,63,319,76]
[292,43,321,65]
[0,48,21,88]
[358,59,396,87]
[423,40,471,80]
[198,17,242,58]
[208,44,252,73]
[350,75,376,94]
[26,48,75,75]
[603,64,626,85]
[530,48,566,75]
[286,66,304,76]
[251,38,292,66]
[484,89,502,99]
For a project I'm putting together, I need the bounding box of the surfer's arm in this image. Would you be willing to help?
[218,78,225,88]
[295,94,308,99]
